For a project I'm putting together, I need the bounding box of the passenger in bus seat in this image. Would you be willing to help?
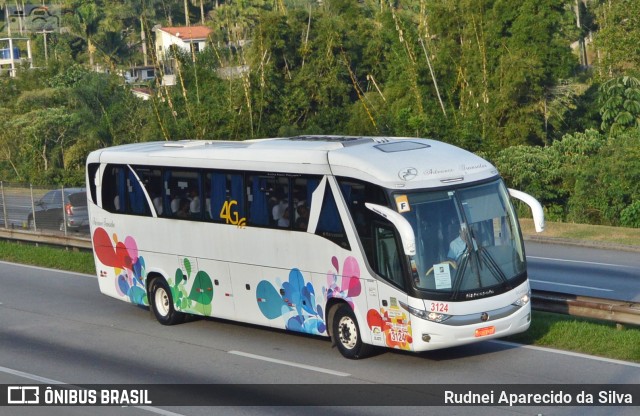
[152,195,163,215]
[272,190,288,224]
[176,198,191,219]
[170,195,181,214]
[205,190,212,219]
[189,188,201,216]
[278,207,290,227]
[295,203,309,230]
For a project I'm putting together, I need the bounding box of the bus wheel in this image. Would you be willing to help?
[149,278,184,325]
[332,304,372,359]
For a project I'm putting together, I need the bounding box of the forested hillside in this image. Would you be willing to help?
[0,0,639,227]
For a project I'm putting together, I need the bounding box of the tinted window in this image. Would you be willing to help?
[315,184,350,250]
[101,164,151,216]
[68,193,87,206]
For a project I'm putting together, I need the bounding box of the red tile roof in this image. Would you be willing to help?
[159,26,213,41]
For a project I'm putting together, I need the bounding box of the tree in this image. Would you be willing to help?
[593,0,640,76]
[598,75,640,135]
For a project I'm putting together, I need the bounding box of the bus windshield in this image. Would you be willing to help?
[398,179,525,297]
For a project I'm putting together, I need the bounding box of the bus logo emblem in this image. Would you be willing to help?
[480,312,490,322]
[398,167,418,181]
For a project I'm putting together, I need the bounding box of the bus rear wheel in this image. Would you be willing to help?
[332,304,373,359]
[149,278,184,325]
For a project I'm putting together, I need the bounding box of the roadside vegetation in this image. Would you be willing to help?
[505,312,640,363]
[1,1,640,229]
[1,235,638,363]
[0,240,95,274]
[519,219,640,248]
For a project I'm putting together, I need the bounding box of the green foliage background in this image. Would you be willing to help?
[1,0,639,227]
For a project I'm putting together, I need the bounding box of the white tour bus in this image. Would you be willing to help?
[86,136,544,359]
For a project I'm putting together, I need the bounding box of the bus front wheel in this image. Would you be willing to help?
[332,304,372,359]
[149,278,184,325]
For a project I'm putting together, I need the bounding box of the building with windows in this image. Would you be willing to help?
[153,25,212,86]
[155,26,212,61]
[0,37,32,77]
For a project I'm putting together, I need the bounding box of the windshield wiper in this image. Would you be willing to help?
[451,251,468,300]
[478,246,511,288]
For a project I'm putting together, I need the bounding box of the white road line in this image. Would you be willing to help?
[0,365,63,384]
[0,365,186,416]
[527,256,636,269]
[490,340,640,369]
[228,350,351,377]
[0,260,95,278]
[530,279,614,292]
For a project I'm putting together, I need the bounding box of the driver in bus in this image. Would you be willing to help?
[447,225,467,261]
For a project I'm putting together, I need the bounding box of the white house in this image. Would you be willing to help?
[155,25,213,62]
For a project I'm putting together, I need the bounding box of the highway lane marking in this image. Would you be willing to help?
[490,340,640,369]
[0,365,63,384]
[0,365,186,416]
[530,279,614,292]
[229,350,351,377]
[527,256,637,269]
[0,260,95,278]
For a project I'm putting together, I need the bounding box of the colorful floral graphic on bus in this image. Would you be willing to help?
[324,256,362,308]
[366,307,413,350]
[169,258,214,316]
[256,268,326,335]
[92,227,147,306]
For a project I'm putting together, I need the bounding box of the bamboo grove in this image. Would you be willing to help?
[0,0,639,227]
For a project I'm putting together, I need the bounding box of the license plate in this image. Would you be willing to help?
[475,326,495,337]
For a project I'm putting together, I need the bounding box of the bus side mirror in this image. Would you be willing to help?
[365,203,416,256]
[508,188,545,233]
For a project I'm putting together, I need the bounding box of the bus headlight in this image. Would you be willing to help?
[400,301,450,323]
[426,311,451,323]
[512,291,531,307]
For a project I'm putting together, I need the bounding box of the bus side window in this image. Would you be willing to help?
[126,169,151,216]
[247,175,270,227]
[101,165,125,213]
[207,171,245,225]
[373,223,405,289]
[164,169,201,220]
[337,178,388,266]
[315,185,350,250]
[292,177,318,231]
[134,167,163,216]
[87,163,100,205]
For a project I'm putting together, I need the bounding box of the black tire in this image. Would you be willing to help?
[331,303,373,359]
[149,278,185,325]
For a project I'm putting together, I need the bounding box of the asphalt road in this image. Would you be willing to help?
[0,261,638,416]
[525,241,640,301]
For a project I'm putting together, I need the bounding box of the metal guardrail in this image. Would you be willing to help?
[1,227,638,327]
[0,228,92,250]
[531,290,640,327]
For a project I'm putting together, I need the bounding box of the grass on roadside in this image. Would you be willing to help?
[505,311,640,363]
[1,239,639,363]
[519,218,640,247]
[0,240,96,275]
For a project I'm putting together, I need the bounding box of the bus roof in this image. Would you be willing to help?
[87,136,499,189]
